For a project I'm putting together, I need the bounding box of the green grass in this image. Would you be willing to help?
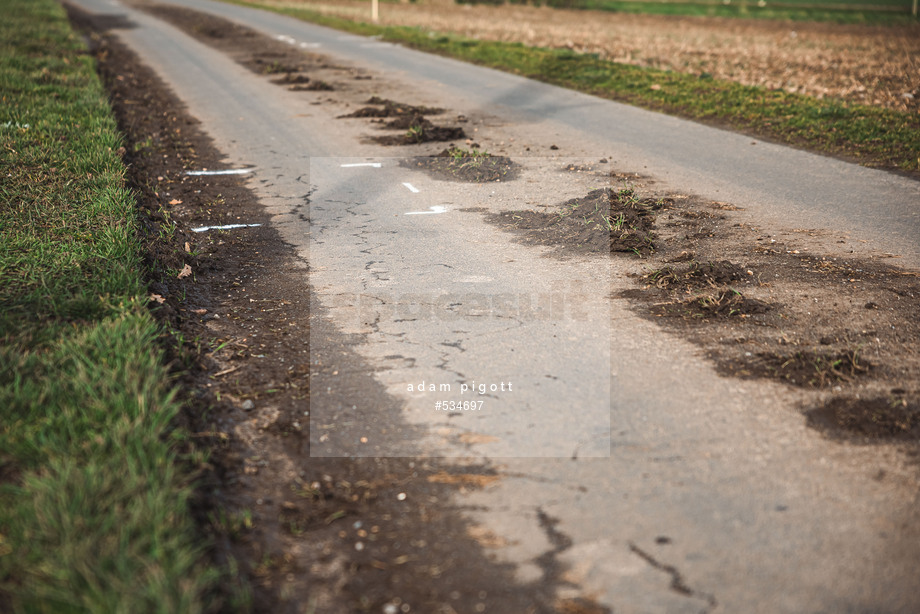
[229,1,920,173]
[467,0,919,26]
[0,0,218,611]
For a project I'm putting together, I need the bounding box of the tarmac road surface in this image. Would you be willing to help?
[69,0,920,611]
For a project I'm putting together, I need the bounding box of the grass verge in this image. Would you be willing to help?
[0,0,217,611]
[462,0,919,26]
[229,0,920,174]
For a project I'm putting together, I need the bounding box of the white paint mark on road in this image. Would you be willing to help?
[186,168,254,176]
[191,223,262,232]
[405,206,447,215]
[299,42,322,49]
[341,163,382,168]
[275,35,296,45]
[403,183,420,193]
[457,275,494,283]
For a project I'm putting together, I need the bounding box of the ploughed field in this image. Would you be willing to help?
[286,0,920,111]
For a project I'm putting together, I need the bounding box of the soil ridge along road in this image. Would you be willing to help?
[68,0,920,612]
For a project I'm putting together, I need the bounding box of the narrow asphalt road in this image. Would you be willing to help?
[126,0,920,266]
[71,0,920,611]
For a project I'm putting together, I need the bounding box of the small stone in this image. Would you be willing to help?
[241,399,255,411]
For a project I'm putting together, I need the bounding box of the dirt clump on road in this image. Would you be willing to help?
[141,2,359,88]
[341,96,444,118]
[487,171,920,445]
[272,72,335,91]
[488,187,664,255]
[402,146,518,182]
[140,3,472,146]
[631,190,920,444]
[339,98,468,145]
[370,114,467,145]
[807,396,920,441]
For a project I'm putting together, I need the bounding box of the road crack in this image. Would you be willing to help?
[629,541,718,612]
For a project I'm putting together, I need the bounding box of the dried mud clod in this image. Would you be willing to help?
[255,57,303,75]
[290,80,334,92]
[371,116,467,145]
[806,395,920,441]
[636,260,772,320]
[646,259,747,289]
[402,147,518,183]
[338,97,467,145]
[486,187,666,255]
[723,348,871,388]
[603,175,920,445]
[140,3,336,91]
[340,96,444,118]
[662,289,772,320]
[270,73,311,85]
[605,187,666,254]
[271,73,335,91]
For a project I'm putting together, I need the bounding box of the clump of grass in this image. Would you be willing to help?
[0,0,217,610]
[604,188,664,255]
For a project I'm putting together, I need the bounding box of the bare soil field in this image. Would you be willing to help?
[275,0,920,111]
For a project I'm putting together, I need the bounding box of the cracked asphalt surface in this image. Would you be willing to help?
[68,0,920,611]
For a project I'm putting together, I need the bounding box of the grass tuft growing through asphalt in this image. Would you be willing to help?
[229,0,920,174]
[0,0,217,610]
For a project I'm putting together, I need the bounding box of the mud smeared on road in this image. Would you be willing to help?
[129,0,920,449]
[66,0,920,609]
[69,3,614,613]
[489,172,920,445]
[139,2,471,148]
